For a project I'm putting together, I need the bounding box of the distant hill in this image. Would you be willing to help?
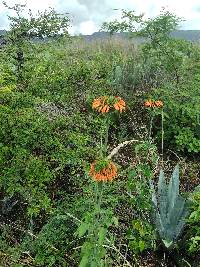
[82,30,200,42]
[170,30,200,41]
[0,30,6,46]
[0,30,6,36]
[1,30,200,45]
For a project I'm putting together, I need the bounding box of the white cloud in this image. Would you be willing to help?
[80,21,98,35]
[0,0,200,33]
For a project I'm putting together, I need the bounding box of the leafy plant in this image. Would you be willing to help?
[3,1,70,82]
[77,194,117,267]
[186,186,200,254]
[127,219,156,254]
[102,8,200,154]
[126,142,158,254]
[152,78,200,153]
[151,165,191,248]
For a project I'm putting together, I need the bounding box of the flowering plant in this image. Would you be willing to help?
[92,96,126,113]
[89,159,117,182]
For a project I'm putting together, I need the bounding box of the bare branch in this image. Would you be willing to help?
[107,139,142,159]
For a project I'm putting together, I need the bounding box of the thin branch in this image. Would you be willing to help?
[103,246,132,266]
[107,139,142,159]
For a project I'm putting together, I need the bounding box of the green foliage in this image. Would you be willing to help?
[186,187,200,254]
[1,5,200,266]
[102,8,181,43]
[126,142,158,254]
[0,92,101,216]
[101,9,143,34]
[103,8,199,153]
[139,9,182,41]
[3,1,70,40]
[27,215,76,266]
[76,181,118,267]
[152,79,200,153]
[127,219,156,254]
[3,1,70,81]
[151,165,191,248]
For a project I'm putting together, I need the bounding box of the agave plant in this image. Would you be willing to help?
[150,165,191,248]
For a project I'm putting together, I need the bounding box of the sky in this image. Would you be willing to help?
[0,0,200,35]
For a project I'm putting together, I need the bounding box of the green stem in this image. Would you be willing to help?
[161,109,164,166]
[100,116,110,157]
[97,182,103,214]
[149,114,154,142]
[93,181,104,264]
[104,117,110,154]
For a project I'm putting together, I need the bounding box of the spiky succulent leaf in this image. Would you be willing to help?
[158,169,168,223]
[162,239,173,248]
[173,200,190,240]
[167,165,179,215]
[152,165,191,248]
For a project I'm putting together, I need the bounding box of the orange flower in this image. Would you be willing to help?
[101,104,110,113]
[144,100,153,108]
[144,99,163,108]
[92,96,126,114]
[92,96,109,113]
[89,160,117,182]
[154,101,163,108]
[114,97,126,113]
[92,99,101,109]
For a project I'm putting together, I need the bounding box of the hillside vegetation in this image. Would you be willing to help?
[0,4,200,267]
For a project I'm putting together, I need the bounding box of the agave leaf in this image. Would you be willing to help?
[168,165,179,214]
[165,196,187,242]
[162,239,173,248]
[155,212,165,240]
[169,195,185,226]
[173,201,190,240]
[158,169,168,222]
[158,169,167,196]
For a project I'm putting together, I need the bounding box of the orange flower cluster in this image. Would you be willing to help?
[92,96,126,113]
[144,100,163,108]
[89,160,117,182]
[92,96,110,113]
[113,97,126,113]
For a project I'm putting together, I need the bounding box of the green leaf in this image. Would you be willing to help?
[128,169,137,179]
[98,227,107,245]
[77,222,88,238]
[168,164,179,214]
[79,255,89,267]
[139,240,145,252]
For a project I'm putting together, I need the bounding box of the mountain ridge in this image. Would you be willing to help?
[1,29,200,42]
[81,30,200,42]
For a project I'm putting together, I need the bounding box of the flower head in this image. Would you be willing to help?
[89,159,117,182]
[92,96,109,113]
[144,99,163,108]
[113,97,126,113]
[154,100,164,108]
[92,96,125,114]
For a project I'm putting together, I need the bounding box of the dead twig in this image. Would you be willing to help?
[107,139,142,159]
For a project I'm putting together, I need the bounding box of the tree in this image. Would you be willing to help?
[102,8,181,41]
[3,1,71,83]
[102,9,190,86]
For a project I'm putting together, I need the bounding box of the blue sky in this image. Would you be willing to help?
[0,0,200,34]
